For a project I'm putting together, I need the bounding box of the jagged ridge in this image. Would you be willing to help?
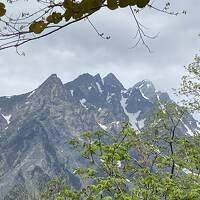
[0,73,198,199]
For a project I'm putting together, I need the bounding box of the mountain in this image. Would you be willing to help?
[0,73,198,199]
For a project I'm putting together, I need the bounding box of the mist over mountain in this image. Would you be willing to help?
[0,73,197,199]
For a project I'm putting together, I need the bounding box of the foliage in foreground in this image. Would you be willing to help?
[41,55,200,200]
[41,104,200,200]
[0,0,184,51]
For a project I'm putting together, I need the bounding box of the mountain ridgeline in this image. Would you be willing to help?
[0,73,197,199]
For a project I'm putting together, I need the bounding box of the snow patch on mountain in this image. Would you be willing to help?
[96,82,103,93]
[181,119,194,136]
[120,96,140,131]
[117,161,122,168]
[1,114,12,124]
[80,98,87,109]
[98,123,107,131]
[27,90,35,98]
[196,122,200,129]
[146,83,151,88]
[70,90,74,96]
[106,93,115,103]
[98,108,102,112]
[139,89,149,100]
[182,168,197,176]
[138,118,146,129]
[156,92,166,112]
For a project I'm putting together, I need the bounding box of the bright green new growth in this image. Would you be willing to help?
[179,55,200,111]
[42,99,200,199]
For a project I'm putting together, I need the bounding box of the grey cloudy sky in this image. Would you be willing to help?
[0,0,199,98]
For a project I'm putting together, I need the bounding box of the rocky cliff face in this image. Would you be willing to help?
[0,73,197,199]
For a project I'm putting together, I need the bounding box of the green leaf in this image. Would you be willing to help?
[48,12,63,24]
[64,10,72,21]
[136,0,150,8]
[63,0,74,10]
[0,2,6,17]
[102,196,112,200]
[119,0,130,8]
[107,0,118,10]
[29,21,47,34]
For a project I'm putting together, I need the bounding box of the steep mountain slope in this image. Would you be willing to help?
[0,73,197,199]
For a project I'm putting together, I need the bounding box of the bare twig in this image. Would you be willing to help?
[86,17,110,40]
[129,6,158,53]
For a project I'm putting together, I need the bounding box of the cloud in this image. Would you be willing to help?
[0,0,199,97]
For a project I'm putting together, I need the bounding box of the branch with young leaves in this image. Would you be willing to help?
[0,0,185,52]
[41,102,200,200]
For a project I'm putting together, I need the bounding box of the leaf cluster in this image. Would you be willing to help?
[27,0,150,34]
[0,2,6,17]
[43,102,200,199]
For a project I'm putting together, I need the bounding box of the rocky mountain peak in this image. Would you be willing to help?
[73,73,94,84]
[39,74,62,87]
[64,73,106,108]
[94,73,101,82]
[31,74,67,102]
[134,79,155,90]
[104,73,117,80]
[0,73,198,200]
[132,79,156,100]
[103,73,125,94]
